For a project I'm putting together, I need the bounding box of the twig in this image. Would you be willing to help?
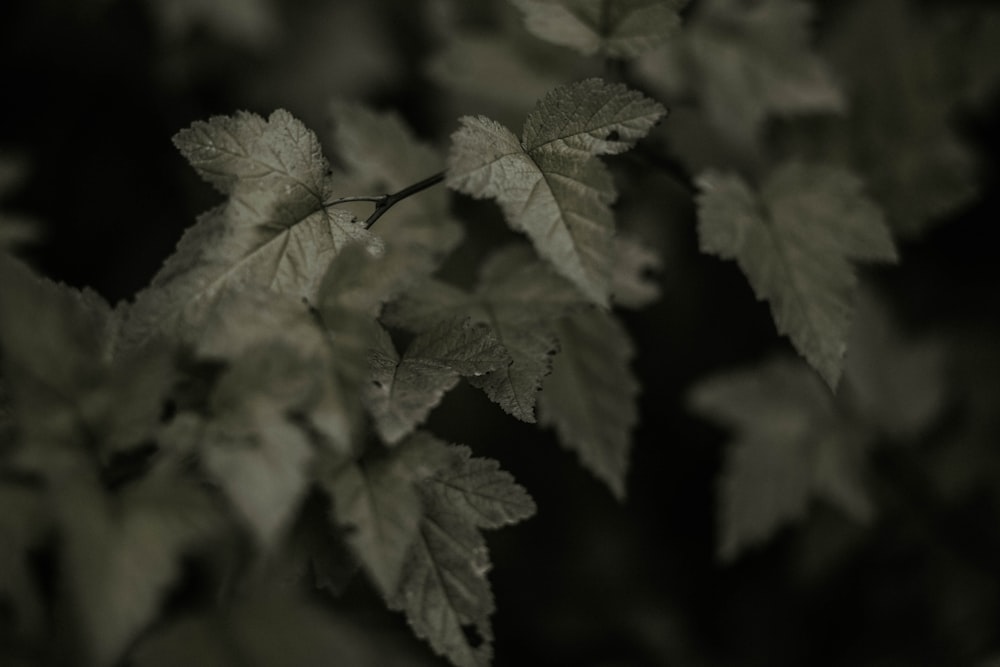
[324,171,446,229]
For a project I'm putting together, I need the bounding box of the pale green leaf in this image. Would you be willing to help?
[365,321,508,445]
[388,434,534,667]
[386,245,584,422]
[447,79,665,305]
[696,161,897,389]
[325,452,424,597]
[512,0,685,58]
[422,445,537,529]
[689,357,874,562]
[538,308,638,499]
[122,110,379,350]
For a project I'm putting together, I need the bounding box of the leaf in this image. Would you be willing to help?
[423,445,538,529]
[646,0,844,148]
[57,471,221,666]
[325,450,424,597]
[365,320,508,445]
[388,434,535,667]
[121,109,379,350]
[511,0,685,58]
[538,308,638,499]
[695,161,897,390]
[610,235,662,308]
[689,357,874,562]
[447,78,665,305]
[385,245,584,422]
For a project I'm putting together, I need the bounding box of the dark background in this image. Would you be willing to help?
[2,1,999,665]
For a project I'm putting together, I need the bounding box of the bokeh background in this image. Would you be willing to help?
[2,0,1000,665]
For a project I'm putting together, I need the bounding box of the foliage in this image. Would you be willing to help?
[1,0,999,666]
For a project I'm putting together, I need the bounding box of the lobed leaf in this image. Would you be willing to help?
[388,434,535,667]
[122,110,379,350]
[696,161,897,389]
[423,445,538,529]
[447,79,664,305]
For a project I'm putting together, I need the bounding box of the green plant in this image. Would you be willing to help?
[2,0,999,665]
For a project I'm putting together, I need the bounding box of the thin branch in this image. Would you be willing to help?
[323,171,446,229]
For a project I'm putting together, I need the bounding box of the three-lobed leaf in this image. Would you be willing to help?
[689,357,874,562]
[696,160,897,389]
[447,78,665,305]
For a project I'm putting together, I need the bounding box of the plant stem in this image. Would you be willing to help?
[324,171,446,229]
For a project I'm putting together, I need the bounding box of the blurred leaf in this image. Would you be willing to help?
[145,0,280,49]
[538,308,639,499]
[696,161,897,389]
[642,0,843,149]
[0,257,173,460]
[447,78,665,305]
[187,344,324,547]
[689,357,874,562]
[58,472,221,666]
[511,0,685,58]
[197,288,358,451]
